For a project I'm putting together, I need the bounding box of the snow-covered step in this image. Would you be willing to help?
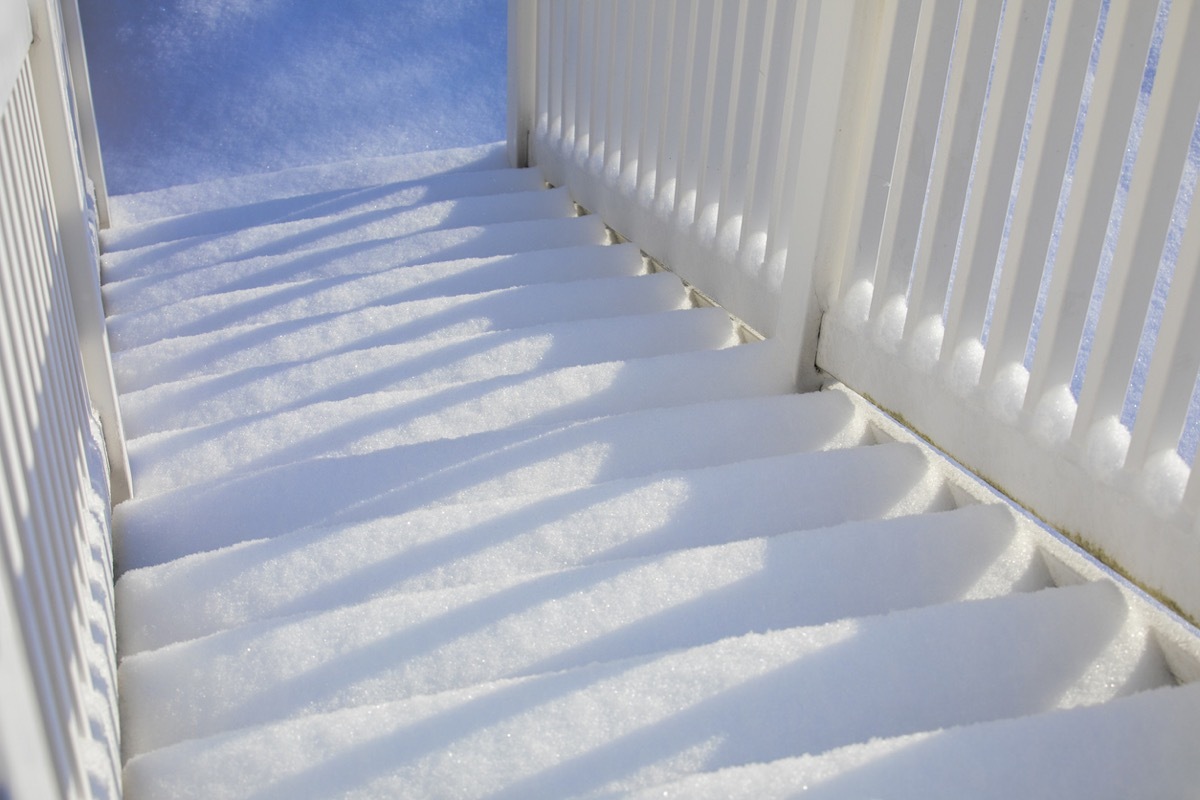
[102,214,610,314]
[112,392,871,550]
[121,341,797,497]
[111,269,684,367]
[115,441,952,647]
[103,238,639,318]
[101,166,547,253]
[117,503,1049,756]
[120,581,1166,800]
[629,682,1200,799]
[118,308,740,437]
[101,186,577,281]
[108,145,513,224]
[108,265,682,354]
[107,242,646,347]
[111,270,691,389]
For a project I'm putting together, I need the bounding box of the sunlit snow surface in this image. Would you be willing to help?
[79,0,506,193]
[101,148,1200,799]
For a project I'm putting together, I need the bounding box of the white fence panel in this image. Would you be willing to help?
[519,0,868,389]
[1,1,122,796]
[817,0,1200,620]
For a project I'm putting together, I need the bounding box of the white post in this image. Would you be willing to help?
[507,0,537,168]
[774,0,885,390]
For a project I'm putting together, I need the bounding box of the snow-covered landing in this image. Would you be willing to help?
[108,146,1200,799]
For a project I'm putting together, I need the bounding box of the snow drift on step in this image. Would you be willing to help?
[121,341,793,498]
[103,214,609,317]
[109,270,682,391]
[116,441,951,651]
[118,503,1051,756]
[101,166,546,254]
[109,261,677,354]
[117,308,738,438]
[101,186,576,282]
[629,682,1200,800]
[120,582,1167,800]
[113,392,870,561]
[102,238,637,321]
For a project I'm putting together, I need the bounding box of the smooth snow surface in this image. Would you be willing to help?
[79,2,506,193]
[108,149,1198,798]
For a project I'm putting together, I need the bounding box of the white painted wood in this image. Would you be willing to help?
[942,0,1051,355]
[1022,0,1156,414]
[1072,0,1200,450]
[903,0,1005,344]
[1127,186,1200,474]
[979,0,1103,389]
[868,0,959,325]
[25,0,131,503]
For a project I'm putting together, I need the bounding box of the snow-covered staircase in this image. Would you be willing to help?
[104,147,1200,798]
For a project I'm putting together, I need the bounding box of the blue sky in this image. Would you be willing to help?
[80,0,508,194]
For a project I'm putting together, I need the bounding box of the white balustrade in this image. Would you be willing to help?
[509,0,1200,621]
[1,0,122,796]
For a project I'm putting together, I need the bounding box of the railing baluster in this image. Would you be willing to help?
[942,0,1050,362]
[837,2,917,306]
[762,0,817,273]
[673,0,717,231]
[903,0,1005,350]
[547,0,564,147]
[1023,0,1155,420]
[619,0,648,191]
[867,0,959,328]
[979,0,1104,394]
[0,96,78,794]
[717,0,771,261]
[693,0,745,243]
[633,0,670,203]
[1126,183,1200,475]
[742,0,800,257]
[661,0,700,219]
[586,0,610,175]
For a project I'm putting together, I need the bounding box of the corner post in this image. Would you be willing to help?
[507,0,537,168]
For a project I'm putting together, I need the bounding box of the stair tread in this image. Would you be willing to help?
[108,269,686,356]
[120,339,795,498]
[112,391,870,563]
[118,503,1048,755]
[103,239,641,319]
[121,582,1161,799]
[102,186,576,282]
[103,214,610,316]
[101,167,546,253]
[630,681,1200,800]
[118,307,739,438]
[116,441,947,647]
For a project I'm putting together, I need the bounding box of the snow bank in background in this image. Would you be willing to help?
[79,1,507,194]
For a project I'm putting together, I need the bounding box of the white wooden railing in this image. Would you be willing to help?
[1,0,125,797]
[509,0,1200,622]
